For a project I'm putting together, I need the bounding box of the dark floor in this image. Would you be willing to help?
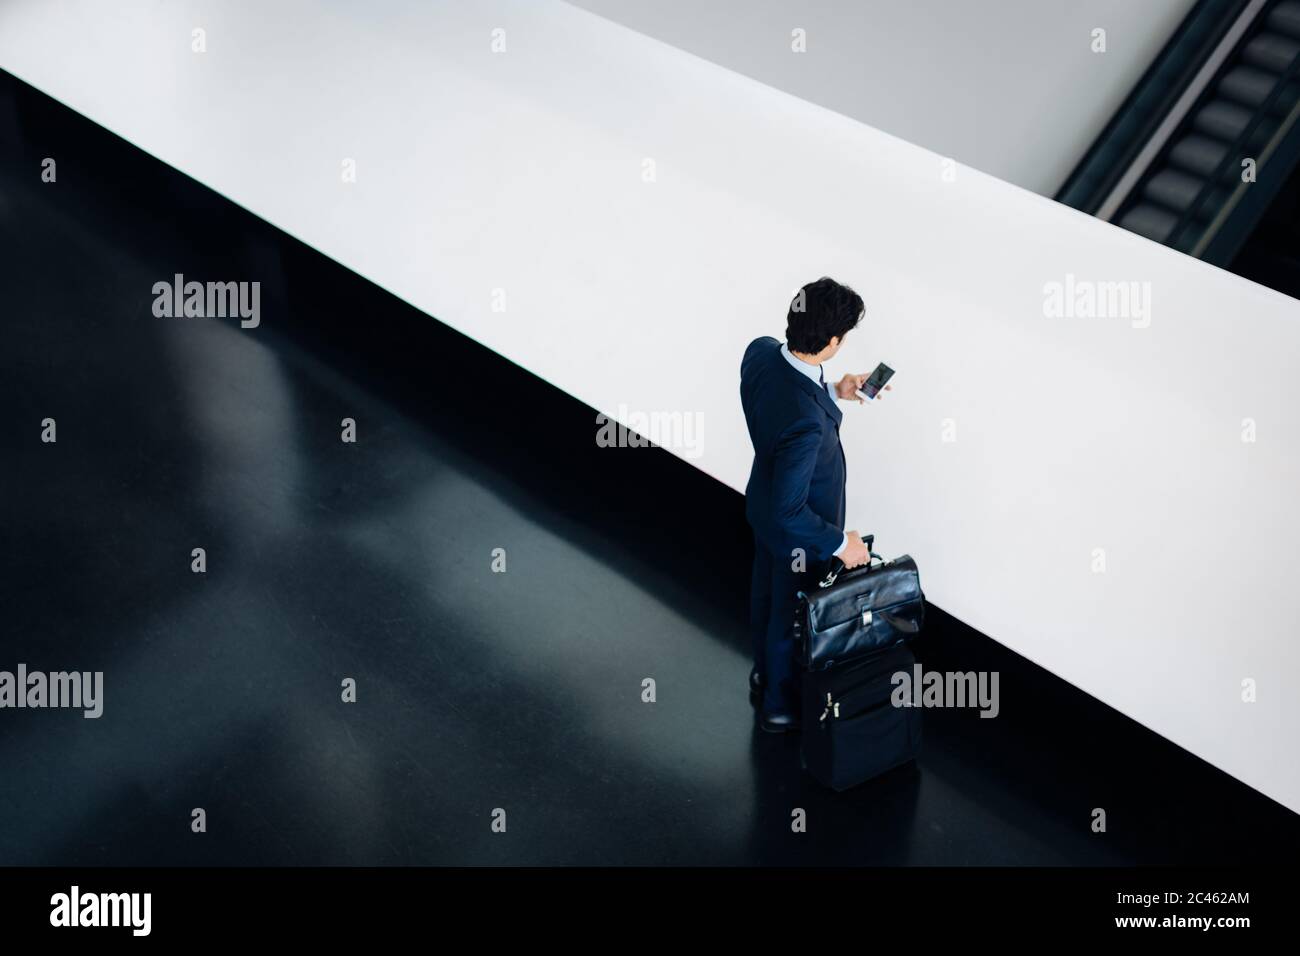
[2,68,1297,866]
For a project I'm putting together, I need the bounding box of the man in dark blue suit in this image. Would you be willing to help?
[740,277,883,732]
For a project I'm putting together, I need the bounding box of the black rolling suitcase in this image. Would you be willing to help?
[799,642,921,791]
[794,536,925,791]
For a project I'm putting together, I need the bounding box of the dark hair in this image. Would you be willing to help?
[785,277,863,354]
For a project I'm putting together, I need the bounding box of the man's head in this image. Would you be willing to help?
[785,277,864,362]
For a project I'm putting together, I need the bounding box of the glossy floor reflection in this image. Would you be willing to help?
[2,69,1297,865]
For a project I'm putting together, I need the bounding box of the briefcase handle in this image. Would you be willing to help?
[818,534,883,588]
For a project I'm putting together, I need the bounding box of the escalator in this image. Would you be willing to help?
[1059,0,1300,277]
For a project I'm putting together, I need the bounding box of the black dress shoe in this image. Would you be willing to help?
[759,710,801,734]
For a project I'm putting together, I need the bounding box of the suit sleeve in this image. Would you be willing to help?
[769,420,845,563]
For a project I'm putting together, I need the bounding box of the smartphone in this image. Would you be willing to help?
[857,362,894,400]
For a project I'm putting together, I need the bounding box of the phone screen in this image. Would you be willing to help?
[862,362,894,399]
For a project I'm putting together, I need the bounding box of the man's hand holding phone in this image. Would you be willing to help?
[836,362,894,403]
[834,373,869,402]
[856,361,894,402]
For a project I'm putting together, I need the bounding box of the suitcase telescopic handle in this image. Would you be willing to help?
[818,534,881,588]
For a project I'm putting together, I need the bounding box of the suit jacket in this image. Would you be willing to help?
[740,336,847,563]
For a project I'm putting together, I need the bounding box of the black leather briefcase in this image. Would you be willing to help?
[793,535,925,672]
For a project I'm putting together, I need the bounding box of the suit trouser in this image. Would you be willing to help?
[749,534,819,714]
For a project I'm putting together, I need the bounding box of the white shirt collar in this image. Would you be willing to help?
[779,342,824,386]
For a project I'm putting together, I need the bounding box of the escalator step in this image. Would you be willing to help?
[1143,168,1222,215]
[1119,203,1180,243]
[1268,1,1300,40]
[1169,134,1231,176]
[1242,33,1300,73]
[1193,98,1254,139]
[1218,66,1299,114]
[1219,65,1280,107]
